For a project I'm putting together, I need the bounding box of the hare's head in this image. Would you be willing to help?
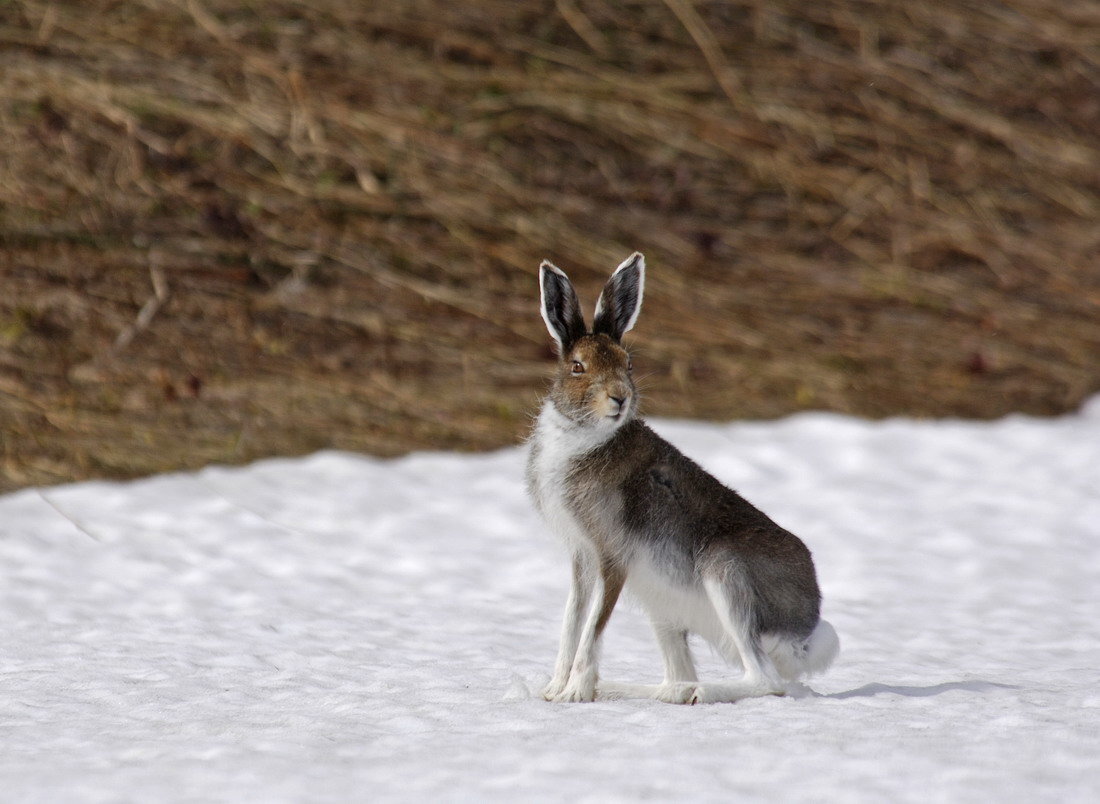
[538,253,645,431]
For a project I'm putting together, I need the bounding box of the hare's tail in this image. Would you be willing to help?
[767,619,840,681]
[805,619,841,675]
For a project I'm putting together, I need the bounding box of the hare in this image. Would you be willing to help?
[526,253,838,704]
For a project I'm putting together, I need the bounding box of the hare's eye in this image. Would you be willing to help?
[627,357,634,372]
[571,361,585,375]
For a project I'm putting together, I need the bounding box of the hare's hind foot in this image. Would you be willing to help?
[593,680,700,704]
[688,679,789,705]
[655,681,700,704]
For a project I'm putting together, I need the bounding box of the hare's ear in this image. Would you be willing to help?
[593,252,645,342]
[539,260,586,354]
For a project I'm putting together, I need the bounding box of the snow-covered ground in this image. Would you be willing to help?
[3,399,1099,802]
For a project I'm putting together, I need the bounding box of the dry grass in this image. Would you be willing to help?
[2,0,1099,491]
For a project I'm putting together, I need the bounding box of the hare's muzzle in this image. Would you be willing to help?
[604,391,630,419]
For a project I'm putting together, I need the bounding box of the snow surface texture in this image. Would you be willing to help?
[3,401,1100,801]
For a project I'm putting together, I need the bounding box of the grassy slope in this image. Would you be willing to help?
[1,0,1098,490]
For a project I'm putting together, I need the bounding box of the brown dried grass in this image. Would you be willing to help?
[1,0,1099,490]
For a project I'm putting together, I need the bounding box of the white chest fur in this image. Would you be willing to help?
[528,403,612,554]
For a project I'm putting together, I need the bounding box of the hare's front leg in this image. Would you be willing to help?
[548,558,625,703]
[542,554,592,700]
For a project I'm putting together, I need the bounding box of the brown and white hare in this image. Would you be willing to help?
[527,253,839,704]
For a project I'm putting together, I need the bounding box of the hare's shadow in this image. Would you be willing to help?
[587,679,1017,703]
[822,680,1017,699]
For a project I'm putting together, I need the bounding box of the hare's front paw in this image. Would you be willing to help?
[540,675,569,701]
[549,680,597,703]
[547,668,597,702]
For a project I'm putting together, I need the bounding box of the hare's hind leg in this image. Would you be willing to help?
[693,574,787,704]
[595,628,697,703]
[650,624,700,704]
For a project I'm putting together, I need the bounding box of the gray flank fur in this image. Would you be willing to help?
[562,419,821,640]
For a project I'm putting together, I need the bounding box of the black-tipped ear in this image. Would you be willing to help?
[539,260,586,354]
[592,252,645,341]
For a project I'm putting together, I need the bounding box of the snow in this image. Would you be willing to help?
[3,399,1099,801]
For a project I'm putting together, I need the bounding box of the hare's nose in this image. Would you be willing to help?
[610,394,625,406]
